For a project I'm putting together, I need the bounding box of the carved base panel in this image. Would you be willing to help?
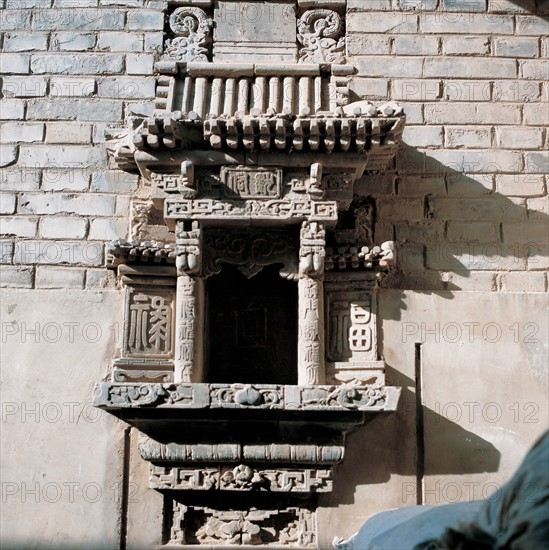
[150,465,332,493]
[169,501,316,548]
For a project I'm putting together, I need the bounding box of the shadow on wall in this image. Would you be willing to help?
[374,143,548,322]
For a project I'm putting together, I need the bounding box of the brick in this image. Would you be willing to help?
[348,0,392,9]
[0,53,30,74]
[0,123,44,143]
[0,265,33,288]
[424,57,516,78]
[346,35,391,56]
[397,103,423,124]
[355,173,395,195]
[502,222,548,244]
[524,152,549,174]
[426,242,527,271]
[19,145,107,168]
[50,77,96,97]
[39,216,87,239]
[35,266,85,289]
[0,145,17,166]
[98,31,143,52]
[0,240,14,263]
[41,169,89,191]
[125,102,155,117]
[144,32,164,53]
[392,79,441,101]
[429,197,527,221]
[30,54,124,75]
[398,175,445,196]
[349,78,388,99]
[442,0,486,10]
[0,100,25,121]
[396,0,438,10]
[356,57,423,78]
[420,13,513,34]
[395,222,444,243]
[521,60,549,80]
[125,53,155,75]
[127,10,164,31]
[524,104,549,126]
[446,222,497,241]
[494,37,539,58]
[90,170,138,193]
[32,9,125,31]
[85,268,115,289]
[45,122,93,144]
[0,9,31,30]
[399,243,424,270]
[115,195,131,216]
[493,80,540,102]
[438,271,497,291]
[19,192,115,216]
[497,127,543,150]
[0,193,16,214]
[27,99,122,122]
[425,103,521,125]
[377,197,424,222]
[0,169,40,191]
[488,0,535,13]
[97,77,156,99]
[446,173,494,195]
[0,216,38,237]
[89,218,128,240]
[53,0,98,6]
[14,240,103,266]
[6,0,51,6]
[445,127,491,149]
[516,16,549,36]
[51,32,96,51]
[3,32,48,51]
[394,35,439,55]
[442,36,489,55]
[2,76,47,97]
[499,272,546,293]
[425,149,522,174]
[527,197,548,221]
[495,174,545,197]
[444,80,491,101]
[348,12,418,34]
[402,126,443,148]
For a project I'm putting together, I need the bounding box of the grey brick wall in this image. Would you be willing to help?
[0,0,547,292]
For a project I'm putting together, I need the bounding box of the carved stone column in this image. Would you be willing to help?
[298,221,326,385]
[174,221,205,383]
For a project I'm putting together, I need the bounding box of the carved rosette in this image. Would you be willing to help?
[297,9,345,64]
[166,7,212,62]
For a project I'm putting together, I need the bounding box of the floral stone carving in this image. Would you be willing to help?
[297,9,345,64]
[165,7,213,63]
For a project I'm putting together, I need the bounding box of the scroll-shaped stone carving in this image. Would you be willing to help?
[297,9,345,64]
[131,200,153,241]
[166,7,212,62]
[170,504,316,547]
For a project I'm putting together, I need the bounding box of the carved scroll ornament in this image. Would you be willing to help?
[166,7,212,62]
[297,9,345,64]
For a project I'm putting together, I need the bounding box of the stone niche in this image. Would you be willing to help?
[97,1,405,546]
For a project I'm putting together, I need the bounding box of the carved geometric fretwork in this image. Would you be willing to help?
[298,9,345,64]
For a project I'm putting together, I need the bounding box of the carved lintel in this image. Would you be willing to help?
[150,465,333,493]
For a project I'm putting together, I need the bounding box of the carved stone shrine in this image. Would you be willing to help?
[95,1,405,546]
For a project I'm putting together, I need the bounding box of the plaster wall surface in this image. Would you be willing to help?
[0,0,548,547]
